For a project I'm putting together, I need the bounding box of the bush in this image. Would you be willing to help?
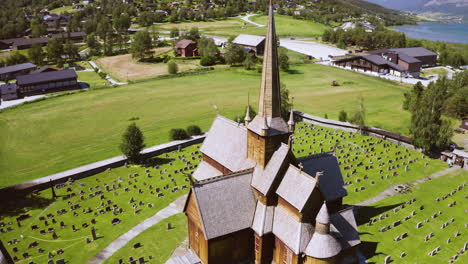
[98,72,107,79]
[187,125,202,136]
[168,60,178,74]
[170,128,189,140]
[200,55,217,66]
[338,110,347,122]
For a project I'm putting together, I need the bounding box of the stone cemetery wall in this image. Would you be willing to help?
[294,111,419,151]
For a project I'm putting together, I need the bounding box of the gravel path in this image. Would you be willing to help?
[87,194,188,264]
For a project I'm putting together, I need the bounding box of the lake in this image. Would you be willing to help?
[394,22,468,44]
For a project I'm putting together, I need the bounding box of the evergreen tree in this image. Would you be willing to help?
[243,53,256,70]
[28,43,45,65]
[120,123,145,164]
[224,43,245,65]
[350,96,366,128]
[168,60,178,74]
[278,48,290,72]
[338,110,347,122]
[46,38,63,63]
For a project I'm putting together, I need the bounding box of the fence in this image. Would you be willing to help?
[294,111,419,151]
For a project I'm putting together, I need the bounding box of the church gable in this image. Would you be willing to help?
[276,165,318,213]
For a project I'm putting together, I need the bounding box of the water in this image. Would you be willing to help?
[394,22,468,44]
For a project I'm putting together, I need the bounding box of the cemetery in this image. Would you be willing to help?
[0,122,456,263]
[358,169,467,263]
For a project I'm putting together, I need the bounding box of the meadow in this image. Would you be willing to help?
[0,63,414,187]
[358,169,467,264]
[157,15,329,38]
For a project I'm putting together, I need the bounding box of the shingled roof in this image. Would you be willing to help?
[174,39,196,49]
[298,153,347,201]
[272,206,314,254]
[330,207,361,248]
[251,143,290,195]
[193,170,256,240]
[276,165,317,212]
[17,69,77,86]
[0,63,36,75]
[192,161,222,181]
[251,201,275,236]
[233,34,265,47]
[200,116,255,172]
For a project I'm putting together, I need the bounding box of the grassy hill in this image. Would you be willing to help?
[0,63,414,187]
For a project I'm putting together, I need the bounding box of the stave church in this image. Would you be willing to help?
[182,2,361,264]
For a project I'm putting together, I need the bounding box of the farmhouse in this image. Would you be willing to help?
[174,39,199,57]
[16,69,79,96]
[0,83,18,101]
[181,4,360,264]
[333,47,437,77]
[233,34,266,55]
[0,63,37,81]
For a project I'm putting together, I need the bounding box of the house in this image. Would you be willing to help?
[233,34,266,55]
[178,3,361,264]
[0,63,37,81]
[16,69,79,96]
[333,47,436,77]
[0,83,18,101]
[174,39,198,57]
[0,38,23,49]
[9,38,49,50]
[52,32,87,42]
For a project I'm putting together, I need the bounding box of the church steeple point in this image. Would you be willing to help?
[257,0,281,118]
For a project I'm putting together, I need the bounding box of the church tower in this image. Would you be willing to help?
[247,0,290,167]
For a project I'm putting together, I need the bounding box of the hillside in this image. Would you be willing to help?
[365,0,468,20]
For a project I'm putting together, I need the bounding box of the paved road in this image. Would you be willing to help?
[0,95,46,110]
[357,166,459,206]
[240,14,265,27]
[87,194,188,264]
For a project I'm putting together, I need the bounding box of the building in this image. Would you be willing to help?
[0,83,18,101]
[174,39,199,57]
[179,3,361,264]
[460,119,468,131]
[51,32,87,42]
[0,63,37,81]
[32,65,63,74]
[16,69,79,96]
[233,34,266,55]
[333,47,437,77]
[335,21,376,33]
[9,38,49,50]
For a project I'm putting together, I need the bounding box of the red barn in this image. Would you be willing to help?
[174,39,198,57]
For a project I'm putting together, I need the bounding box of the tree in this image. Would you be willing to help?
[187,125,202,136]
[86,33,101,56]
[181,27,200,41]
[168,60,178,74]
[28,43,45,65]
[243,53,256,70]
[170,128,189,140]
[5,51,28,66]
[114,13,131,33]
[63,41,78,61]
[338,110,347,122]
[130,31,152,59]
[46,38,63,63]
[350,96,366,128]
[278,48,290,72]
[31,20,46,38]
[410,78,453,153]
[120,123,145,164]
[224,43,245,65]
[170,28,180,39]
[280,82,292,119]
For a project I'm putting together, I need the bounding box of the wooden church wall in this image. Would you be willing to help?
[208,229,254,264]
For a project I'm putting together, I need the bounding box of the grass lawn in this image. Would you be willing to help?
[292,122,447,205]
[95,48,202,82]
[104,213,187,264]
[49,5,76,14]
[0,63,416,187]
[77,71,111,89]
[0,145,199,264]
[358,169,467,264]
[421,68,450,77]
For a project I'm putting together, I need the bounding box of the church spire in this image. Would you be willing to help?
[257,0,281,118]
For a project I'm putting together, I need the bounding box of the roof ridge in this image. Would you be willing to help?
[215,115,247,129]
[195,168,254,186]
[298,151,335,161]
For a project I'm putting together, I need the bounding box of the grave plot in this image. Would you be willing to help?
[104,213,187,264]
[292,122,447,204]
[0,144,201,264]
[358,169,467,264]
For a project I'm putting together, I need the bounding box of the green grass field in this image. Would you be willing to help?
[359,169,467,264]
[0,145,198,263]
[104,213,187,264]
[0,63,414,187]
[77,71,111,89]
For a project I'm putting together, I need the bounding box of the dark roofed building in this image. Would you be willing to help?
[11,38,49,50]
[233,34,266,55]
[0,83,18,101]
[32,65,63,74]
[16,69,79,96]
[0,63,37,81]
[333,54,406,76]
[389,47,438,66]
[51,32,87,42]
[180,3,361,264]
[174,39,198,57]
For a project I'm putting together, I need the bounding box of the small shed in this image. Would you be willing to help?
[174,39,198,57]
